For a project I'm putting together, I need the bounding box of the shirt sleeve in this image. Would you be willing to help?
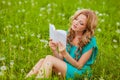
[82,37,98,65]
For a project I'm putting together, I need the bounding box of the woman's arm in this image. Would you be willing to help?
[52,50,63,60]
[60,48,93,69]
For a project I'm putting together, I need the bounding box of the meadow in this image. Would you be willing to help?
[0,0,120,80]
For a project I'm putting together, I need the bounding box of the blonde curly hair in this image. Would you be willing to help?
[67,9,98,52]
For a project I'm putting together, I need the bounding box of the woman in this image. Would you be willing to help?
[26,9,98,79]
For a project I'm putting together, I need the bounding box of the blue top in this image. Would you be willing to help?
[64,36,98,79]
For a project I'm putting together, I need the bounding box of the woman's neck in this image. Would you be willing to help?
[75,31,83,37]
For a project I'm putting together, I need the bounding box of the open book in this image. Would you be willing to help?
[49,24,67,47]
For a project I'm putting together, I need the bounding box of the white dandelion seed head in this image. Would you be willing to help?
[47,3,51,8]
[10,60,14,66]
[15,25,19,28]
[0,57,5,61]
[31,33,35,37]
[20,46,24,50]
[113,39,117,43]
[97,28,101,32]
[40,7,45,11]
[40,39,48,44]
[20,36,24,40]
[21,69,24,73]
[2,39,6,43]
[39,14,42,17]
[116,22,120,26]
[18,10,21,13]
[8,2,11,6]
[0,72,4,76]
[98,13,103,16]
[22,9,25,13]
[0,66,7,71]
[18,1,22,5]
[113,45,118,48]
[37,34,41,38]
[116,29,120,34]
[2,1,6,4]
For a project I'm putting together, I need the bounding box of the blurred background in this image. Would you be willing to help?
[0,0,120,80]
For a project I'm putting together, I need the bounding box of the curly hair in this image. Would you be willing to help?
[67,9,98,58]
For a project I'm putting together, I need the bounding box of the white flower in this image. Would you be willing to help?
[100,19,105,23]
[18,10,21,13]
[116,22,120,26]
[15,34,19,37]
[39,14,43,17]
[98,13,103,16]
[47,3,51,8]
[10,34,13,37]
[2,39,6,43]
[40,39,48,44]
[97,28,101,32]
[116,29,120,34]
[0,66,7,71]
[13,45,17,49]
[2,1,6,4]
[113,39,117,43]
[22,9,25,13]
[37,34,41,38]
[10,60,14,66]
[20,36,24,40]
[21,69,24,73]
[113,45,118,48]
[8,2,11,6]
[18,1,22,5]
[20,46,24,50]
[0,57,5,61]
[15,25,19,28]
[31,33,35,37]
[99,77,104,80]
[0,72,4,76]
[40,7,45,11]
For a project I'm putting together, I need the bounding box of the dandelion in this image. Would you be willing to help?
[15,34,19,37]
[40,39,48,44]
[2,1,6,4]
[99,76,105,80]
[31,33,35,37]
[0,57,5,61]
[97,28,101,32]
[116,22,120,26]
[13,45,17,49]
[113,39,117,43]
[15,25,19,28]
[21,69,24,73]
[47,3,51,8]
[8,1,11,6]
[113,45,118,48]
[22,9,25,13]
[40,7,45,11]
[20,46,24,50]
[18,10,21,13]
[18,1,22,5]
[98,13,103,17]
[0,72,4,76]
[100,19,105,23]
[2,39,6,43]
[37,34,41,38]
[0,66,7,71]
[116,29,120,34]
[39,14,42,17]
[10,34,13,37]
[20,36,24,40]
[10,60,14,68]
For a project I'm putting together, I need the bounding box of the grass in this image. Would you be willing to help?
[0,0,120,80]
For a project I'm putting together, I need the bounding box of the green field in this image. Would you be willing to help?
[0,0,120,80]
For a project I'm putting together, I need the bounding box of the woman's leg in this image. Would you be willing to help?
[36,55,67,78]
[26,58,44,78]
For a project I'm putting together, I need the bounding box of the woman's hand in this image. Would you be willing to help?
[58,42,66,55]
[49,39,57,51]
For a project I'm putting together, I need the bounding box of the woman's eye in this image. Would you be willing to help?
[80,22,83,25]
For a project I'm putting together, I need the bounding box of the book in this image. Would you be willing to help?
[49,23,67,47]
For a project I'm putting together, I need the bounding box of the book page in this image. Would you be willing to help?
[49,23,67,47]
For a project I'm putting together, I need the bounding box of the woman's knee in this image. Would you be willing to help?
[45,55,53,61]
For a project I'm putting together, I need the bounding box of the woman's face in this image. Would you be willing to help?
[71,14,87,32]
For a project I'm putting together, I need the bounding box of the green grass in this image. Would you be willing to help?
[0,0,120,80]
